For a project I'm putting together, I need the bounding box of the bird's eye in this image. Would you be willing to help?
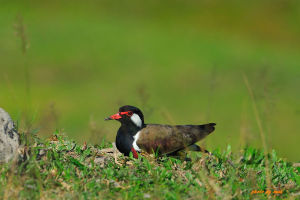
[127,111,133,116]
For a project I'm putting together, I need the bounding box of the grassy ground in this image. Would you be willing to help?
[0,132,299,199]
[1,1,299,199]
[0,1,300,160]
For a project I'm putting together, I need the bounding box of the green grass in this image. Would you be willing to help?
[0,1,299,161]
[0,1,299,199]
[0,132,299,199]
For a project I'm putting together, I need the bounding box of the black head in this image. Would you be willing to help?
[105,105,144,127]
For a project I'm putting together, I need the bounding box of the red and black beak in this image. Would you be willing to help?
[105,111,133,121]
[104,112,122,121]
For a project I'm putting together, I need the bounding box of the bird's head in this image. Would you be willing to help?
[105,105,144,128]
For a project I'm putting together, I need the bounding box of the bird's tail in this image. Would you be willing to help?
[190,123,216,143]
[202,123,216,134]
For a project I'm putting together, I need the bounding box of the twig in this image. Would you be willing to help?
[112,143,121,166]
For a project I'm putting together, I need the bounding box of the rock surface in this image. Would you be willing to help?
[0,108,19,163]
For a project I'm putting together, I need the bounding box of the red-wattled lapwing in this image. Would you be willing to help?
[105,105,216,159]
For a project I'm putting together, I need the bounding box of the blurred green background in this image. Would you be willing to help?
[0,1,299,161]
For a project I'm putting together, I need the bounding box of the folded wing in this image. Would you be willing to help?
[137,123,216,154]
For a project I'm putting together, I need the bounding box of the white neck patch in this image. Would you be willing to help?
[130,113,142,128]
[133,131,141,152]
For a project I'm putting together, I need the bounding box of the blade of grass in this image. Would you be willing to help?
[243,74,272,190]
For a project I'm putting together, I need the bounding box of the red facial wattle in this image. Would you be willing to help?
[105,111,133,120]
[120,111,133,117]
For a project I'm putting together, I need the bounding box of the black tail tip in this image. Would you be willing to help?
[207,123,216,133]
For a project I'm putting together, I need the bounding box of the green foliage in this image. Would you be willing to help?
[0,133,299,199]
[0,1,300,162]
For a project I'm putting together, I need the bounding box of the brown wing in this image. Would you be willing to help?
[137,123,216,154]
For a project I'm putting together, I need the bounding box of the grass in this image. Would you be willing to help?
[1,1,300,161]
[0,1,300,163]
[0,131,299,199]
[0,2,299,198]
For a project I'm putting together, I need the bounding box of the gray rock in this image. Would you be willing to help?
[0,108,20,163]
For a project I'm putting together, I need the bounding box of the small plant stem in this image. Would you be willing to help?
[14,14,32,133]
[243,74,272,190]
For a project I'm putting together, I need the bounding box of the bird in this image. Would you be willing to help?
[105,105,216,159]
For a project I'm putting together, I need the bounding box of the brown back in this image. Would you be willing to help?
[137,123,215,154]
